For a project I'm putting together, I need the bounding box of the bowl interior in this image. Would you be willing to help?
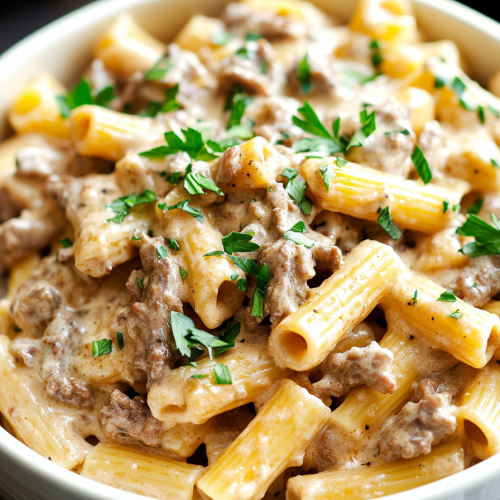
[1,1,500,500]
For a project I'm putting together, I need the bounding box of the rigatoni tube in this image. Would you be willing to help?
[196,380,330,500]
[8,73,71,139]
[80,443,204,500]
[330,323,421,441]
[382,272,500,368]
[457,360,500,460]
[148,338,287,426]
[269,240,402,371]
[70,105,165,162]
[286,441,463,500]
[301,158,462,234]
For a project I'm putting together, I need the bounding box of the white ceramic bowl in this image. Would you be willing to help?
[1,0,500,499]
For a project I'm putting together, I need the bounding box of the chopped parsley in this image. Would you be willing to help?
[170,311,233,360]
[167,239,180,251]
[116,331,124,351]
[411,146,432,184]
[214,363,233,384]
[281,168,299,180]
[215,322,241,357]
[237,278,247,292]
[167,199,204,222]
[283,221,315,248]
[385,129,410,136]
[467,197,484,215]
[156,246,168,260]
[139,128,220,161]
[184,169,224,197]
[131,236,142,241]
[158,203,167,210]
[59,237,73,248]
[347,109,376,150]
[457,213,500,258]
[448,309,462,319]
[492,158,500,168]
[412,290,418,306]
[225,87,251,130]
[92,339,112,358]
[292,102,346,157]
[222,231,261,254]
[230,272,238,281]
[179,267,188,279]
[161,172,183,184]
[437,289,457,302]
[106,189,157,224]
[285,178,313,215]
[136,277,144,289]
[377,207,402,241]
[369,39,383,69]
[138,84,181,117]
[145,56,173,81]
[56,77,115,118]
[319,163,335,191]
[296,54,312,94]
[339,69,382,86]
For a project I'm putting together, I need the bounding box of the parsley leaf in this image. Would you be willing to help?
[145,56,173,81]
[448,309,462,319]
[319,163,335,191]
[92,339,112,358]
[230,272,238,281]
[492,158,500,168]
[138,84,181,117]
[139,128,218,161]
[237,278,247,292]
[116,332,124,351]
[297,54,312,94]
[136,277,144,289]
[222,232,261,254]
[167,199,204,222]
[56,78,116,118]
[285,178,313,215]
[347,109,376,150]
[215,322,241,357]
[283,221,315,248]
[412,290,418,306]
[437,289,457,302]
[385,129,410,136]
[157,246,168,260]
[281,168,298,180]
[467,197,484,215]
[457,214,500,257]
[377,207,402,241]
[179,267,188,279]
[167,239,180,251]
[292,102,345,157]
[106,190,157,224]
[251,264,271,318]
[184,171,224,196]
[171,311,195,357]
[59,237,73,248]
[411,146,432,184]
[214,363,232,384]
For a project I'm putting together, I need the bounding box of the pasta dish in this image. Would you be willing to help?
[2,0,500,498]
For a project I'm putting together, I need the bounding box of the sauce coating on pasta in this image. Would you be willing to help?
[1,0,500,498]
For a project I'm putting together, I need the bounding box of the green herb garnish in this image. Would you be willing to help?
[157,246,168,260]
[457,213,500,258]
[283,221,315,248]
[145,56,173,81]
[116,332,124,351]
[377,207,402,241]
[214,363,233,384]
[467,197,484,215]
[167,199,204,222]
[297,54,312,94]
[92,339,112,358]
[437,289,457,302]
[411,146,432,184]
[222,231,261,254]
[179,267,188,279]
[59,238,73,248]
[347,109,376,150]
[448,309,462,319]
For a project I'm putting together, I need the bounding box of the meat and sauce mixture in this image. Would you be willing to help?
[1,0,500,498]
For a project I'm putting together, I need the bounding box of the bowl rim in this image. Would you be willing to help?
[1,0,500,499]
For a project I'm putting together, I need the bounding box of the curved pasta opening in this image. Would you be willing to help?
[485,323,500,360]
[85,435,100,446]
[278,330,308,361]
[217,280,240,309]
[72,112,92,142]
[464,420,488,448]
[14,91,41,115]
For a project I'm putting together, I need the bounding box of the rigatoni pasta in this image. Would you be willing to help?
[2,0,500,498]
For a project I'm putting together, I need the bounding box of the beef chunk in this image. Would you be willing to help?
[288,53,336,95]
[100,389,163,447]
[220,39,278,96]
[258,239,315,325]
[126,237,184,385]
[313,342,395,398]
[379,392,456,459]
[0,206,65,267]
[10,255,96,408]
[449,255,500,308]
